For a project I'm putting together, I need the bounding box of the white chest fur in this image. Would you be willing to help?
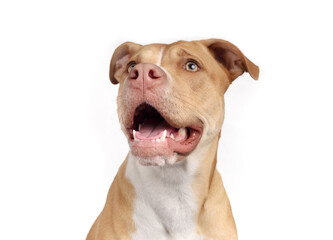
[126,154,204,240]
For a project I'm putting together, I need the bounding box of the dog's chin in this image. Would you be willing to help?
[132,153,178,167]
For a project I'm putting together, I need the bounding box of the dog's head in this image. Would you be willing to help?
[110,39,259,166]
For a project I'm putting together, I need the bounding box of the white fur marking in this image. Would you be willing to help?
[157,46,166,66]
[126,153,206,240]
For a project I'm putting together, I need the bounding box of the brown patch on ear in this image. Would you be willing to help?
[109,42,142,84]
[202,39,259,82]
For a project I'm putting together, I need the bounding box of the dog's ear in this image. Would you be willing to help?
[109,42,142,84]
[202,39,259,82]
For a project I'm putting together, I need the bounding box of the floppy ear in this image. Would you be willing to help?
[202,39,259,82]
[109,42,142,84]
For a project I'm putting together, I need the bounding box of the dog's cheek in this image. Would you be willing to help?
[201,93,225,139]
[117,81,133,128]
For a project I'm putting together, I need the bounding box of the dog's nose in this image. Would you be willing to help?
[128,63,166,89]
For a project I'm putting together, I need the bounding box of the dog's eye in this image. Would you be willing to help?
[127,62,136,73]
[185,61,199,72]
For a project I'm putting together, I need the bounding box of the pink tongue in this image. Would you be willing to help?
[137,119,173,139]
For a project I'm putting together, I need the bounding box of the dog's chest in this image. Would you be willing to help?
[126,155,204,240]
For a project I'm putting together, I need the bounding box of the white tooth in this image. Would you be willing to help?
[178,128,186,137]
[138,124,141,131]
[161,130,167,142]
[152,139,156,142]
[170,133,175,140]
[133,130,138,141]
[156,138,160,143]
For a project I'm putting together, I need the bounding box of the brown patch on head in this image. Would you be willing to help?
[155,40,233,136]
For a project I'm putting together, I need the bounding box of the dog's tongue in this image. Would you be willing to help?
[137,119,174,139]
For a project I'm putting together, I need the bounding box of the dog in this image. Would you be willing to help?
[86,39,259,240]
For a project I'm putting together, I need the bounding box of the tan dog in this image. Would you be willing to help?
[87,39,259,240]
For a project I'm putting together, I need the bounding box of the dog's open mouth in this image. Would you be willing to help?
[127,103,202,158]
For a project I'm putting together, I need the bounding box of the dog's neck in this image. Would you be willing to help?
[125,135,220,239]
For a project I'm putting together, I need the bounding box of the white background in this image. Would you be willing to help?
[0,0,332,239]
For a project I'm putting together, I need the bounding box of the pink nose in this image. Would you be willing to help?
[128,63,166,89]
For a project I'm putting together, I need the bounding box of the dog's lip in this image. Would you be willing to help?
[127,125,202,157]
[126,125,203,141]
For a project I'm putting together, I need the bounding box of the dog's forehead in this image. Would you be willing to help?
[135,44,166,64]
[134,41,208,64]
